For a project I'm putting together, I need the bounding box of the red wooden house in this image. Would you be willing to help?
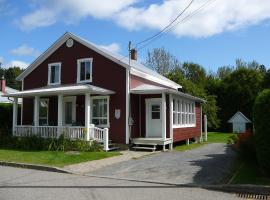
[4,32,204,151]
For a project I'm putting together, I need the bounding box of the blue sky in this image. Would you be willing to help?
[1,0,270,72]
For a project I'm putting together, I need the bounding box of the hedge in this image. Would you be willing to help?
[0,103,13,135]
[253,89,270,176]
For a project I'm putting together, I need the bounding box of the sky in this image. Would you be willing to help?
[1,0,270,73]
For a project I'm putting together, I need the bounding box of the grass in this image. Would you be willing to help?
[174,132,236,151]
[230,160,270,185]
[0,149,121,167]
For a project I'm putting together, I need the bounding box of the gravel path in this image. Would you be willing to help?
[86,143,237,185]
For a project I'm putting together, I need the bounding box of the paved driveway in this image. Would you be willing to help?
[87,143,237,185]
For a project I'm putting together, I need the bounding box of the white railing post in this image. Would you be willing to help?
[89,124,95,140]
[103,128,109,151]
[12,97,18,136]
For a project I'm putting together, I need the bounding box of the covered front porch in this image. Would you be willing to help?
[5,84,115,151]
[130,85,174,151]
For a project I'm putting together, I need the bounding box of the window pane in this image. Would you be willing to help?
[85,61,91,80]
[39,100,48,125]
[65,102,72,124]
[54,65,59,83]
[50,65,55,83]
[80,62,86,81]
[173,112,177,124]
[92,98,108,126]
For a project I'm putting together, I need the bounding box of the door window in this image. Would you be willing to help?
[65,102,73,125]
[151,104,160,119]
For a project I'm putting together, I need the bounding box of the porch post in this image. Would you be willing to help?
[12,97,18,135]
[169,94,173,150]
[161,92,166,141]
[34,96,40,127]
[85,93,91,141]
[57,94,63,137]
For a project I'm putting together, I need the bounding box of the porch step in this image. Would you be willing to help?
[131,143,157,152]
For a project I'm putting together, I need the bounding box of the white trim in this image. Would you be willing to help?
[34,96,40,126]
[39,98,49,126]
[169,94,173,140]
[85,93,90,141]
[126,68,130,144]
[12,97,18,135]
[91,95,110,128]
[20,79,24,125]
[77,58,93,83]
[161,93,166,140]
[57,94,63,128]
[145,98,162,138]
[48,62,61,85]
[63,96,76,126]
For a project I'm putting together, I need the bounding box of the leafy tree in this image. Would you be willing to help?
[145,48,181,75]
[0,67,23,90]
[253,89,270,176]
[216,66,233,80]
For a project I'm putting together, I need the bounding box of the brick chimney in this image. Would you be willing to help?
[0,75,6,93]
[130,48,137,61]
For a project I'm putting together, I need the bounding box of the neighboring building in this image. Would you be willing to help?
[0,76,21,104]
[228,111,251,133]
[4,32,204,151]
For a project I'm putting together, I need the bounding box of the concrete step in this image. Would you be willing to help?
[132,146,156,151]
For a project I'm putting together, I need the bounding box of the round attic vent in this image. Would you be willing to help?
[66,38,74,47]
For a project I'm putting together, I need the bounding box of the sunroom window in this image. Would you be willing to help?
[48,63,61,85]
[39,99,49,126]
[172,97,196,128]
[77,58,92,83]
[91,96,109,127]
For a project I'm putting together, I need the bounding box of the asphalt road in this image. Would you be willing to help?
[87,143,236,185]
[0,166,240,200]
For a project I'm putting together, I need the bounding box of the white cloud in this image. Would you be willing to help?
[10,44,40,57]
[98,43,121,54]
[0,56,29,69]
[115,0,270,37]
[17,0,270,37]
[18,0,137,31]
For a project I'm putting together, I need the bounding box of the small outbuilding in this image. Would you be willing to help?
[227,111,251,133]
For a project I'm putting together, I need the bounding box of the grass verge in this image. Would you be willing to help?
[0,149,121,167]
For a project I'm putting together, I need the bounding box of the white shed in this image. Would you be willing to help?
[228,111,251,133]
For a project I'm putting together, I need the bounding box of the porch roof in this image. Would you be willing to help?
[131,84,205,102]
[3,84,115,98]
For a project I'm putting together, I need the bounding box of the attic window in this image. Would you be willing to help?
[77,58,93,83]
[48,63,61,85]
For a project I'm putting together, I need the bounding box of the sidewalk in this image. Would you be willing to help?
[63,150,156,174]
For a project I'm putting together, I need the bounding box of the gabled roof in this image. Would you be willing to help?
[17,32,181,90]
[131,84,204,102]
[0,86,22,103]
[228,111,251,123]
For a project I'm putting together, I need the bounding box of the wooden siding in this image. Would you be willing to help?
[22,40,126,143]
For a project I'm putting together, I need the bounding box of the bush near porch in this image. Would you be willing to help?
[0,134,102,152]
[0,103,13,136]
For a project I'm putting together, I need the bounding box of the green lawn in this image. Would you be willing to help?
[174,132,236,151]
[0,149,121,167]
[231,160,270,185]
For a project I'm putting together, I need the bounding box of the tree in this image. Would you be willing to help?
[253,89,270,176]
[0,67,23,90]
[145,48,181,75]
[216,66,233,80]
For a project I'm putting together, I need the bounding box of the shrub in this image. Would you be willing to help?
[0,134,103,152]
[227,134,238,145]
[253,89,270,176]
[0,103,13,135]
[237,133,256,162]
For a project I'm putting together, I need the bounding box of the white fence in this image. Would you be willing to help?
[13,125,109,151]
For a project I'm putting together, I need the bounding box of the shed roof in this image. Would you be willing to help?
[228,111,251,123]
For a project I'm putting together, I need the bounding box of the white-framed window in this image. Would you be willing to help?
[172,96,196,128]
[77,58,93,83]
[91,96,109,127]
[48,62,61,85]
[39,98,49,126]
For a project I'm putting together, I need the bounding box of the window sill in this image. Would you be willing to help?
[48,82,61,86]
[173,124,196,129]
[77,80,92,84]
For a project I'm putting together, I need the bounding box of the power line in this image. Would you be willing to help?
[135,0,194,48]
[136,0,216,52]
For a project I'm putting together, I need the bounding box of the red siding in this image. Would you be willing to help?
[23,40,126,143]
[173,102,201,142]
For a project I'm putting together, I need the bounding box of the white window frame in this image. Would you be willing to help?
[172,96,196,128]
[77,58,93,83]
[91,96,110,128]
[48,62,61,85]
[39,98,49,126]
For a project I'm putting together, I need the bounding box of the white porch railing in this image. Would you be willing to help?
[13,125,109,151]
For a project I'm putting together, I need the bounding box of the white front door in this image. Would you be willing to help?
[63,96,76,126]
[146,98,162,138]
